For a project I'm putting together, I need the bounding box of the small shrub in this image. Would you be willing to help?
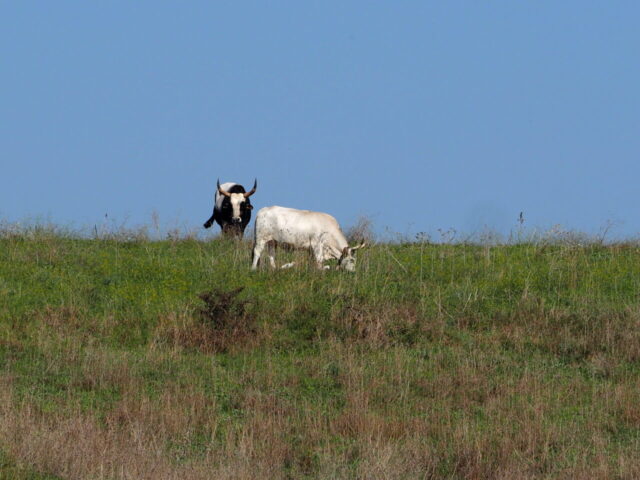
[197,287,248,328]
[154,287,256,353]
[195,287,256,353]
[345,216,375,245]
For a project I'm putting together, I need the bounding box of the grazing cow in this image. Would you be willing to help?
[203,179,257,237]
[251,206,365,271]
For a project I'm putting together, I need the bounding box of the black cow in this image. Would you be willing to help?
[203,179,257,237]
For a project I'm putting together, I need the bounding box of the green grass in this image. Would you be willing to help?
[0,452,63,480]
[1,229,640,478]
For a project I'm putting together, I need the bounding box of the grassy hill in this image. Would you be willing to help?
[1,228,640,479]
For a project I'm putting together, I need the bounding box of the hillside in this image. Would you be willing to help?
[1,229,640,479]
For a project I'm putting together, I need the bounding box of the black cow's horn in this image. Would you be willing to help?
[217,179,231,197]
[244,179,257,198]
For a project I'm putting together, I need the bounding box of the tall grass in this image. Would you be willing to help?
[1,226,640,478]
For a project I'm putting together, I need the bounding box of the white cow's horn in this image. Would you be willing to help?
[217,179,231,197]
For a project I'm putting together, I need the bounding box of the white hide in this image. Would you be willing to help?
[251,206,359,271]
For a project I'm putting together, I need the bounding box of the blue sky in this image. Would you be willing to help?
[2,2,639,239]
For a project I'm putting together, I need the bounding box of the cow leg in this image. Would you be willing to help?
[312,243,326,270]
[251,239,268,270]
[228,225,243,239]
[266,241,276,268]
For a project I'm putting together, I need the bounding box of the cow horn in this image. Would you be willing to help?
[243,179,257,198]
[351,242,367,251]
[217,179,231,197]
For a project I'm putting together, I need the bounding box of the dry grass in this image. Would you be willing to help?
[2,344,640,479]
[3,234,640,478]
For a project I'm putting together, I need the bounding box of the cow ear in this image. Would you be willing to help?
[342,246,350,257]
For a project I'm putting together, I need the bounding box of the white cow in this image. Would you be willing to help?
[251,206,365,271]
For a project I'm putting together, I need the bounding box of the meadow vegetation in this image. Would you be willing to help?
[1,223,640,479]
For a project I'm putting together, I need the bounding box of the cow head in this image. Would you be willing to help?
[338,243,366,272]
[217,179,257,225]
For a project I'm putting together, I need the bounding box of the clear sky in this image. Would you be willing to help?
[2,2,639,240]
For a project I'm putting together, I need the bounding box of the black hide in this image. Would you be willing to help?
[203,184,253,237]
